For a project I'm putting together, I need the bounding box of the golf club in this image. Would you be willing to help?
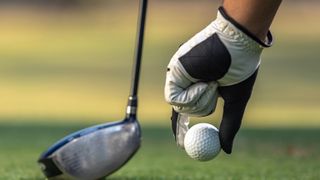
[38,0,148,179]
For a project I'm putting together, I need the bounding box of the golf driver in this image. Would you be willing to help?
[38,0,148,179]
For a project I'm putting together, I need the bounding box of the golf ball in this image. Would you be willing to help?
[184,123,221,161]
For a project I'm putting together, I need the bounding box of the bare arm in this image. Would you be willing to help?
[223,0,282,40]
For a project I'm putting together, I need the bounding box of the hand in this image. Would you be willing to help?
[164,7,272,117]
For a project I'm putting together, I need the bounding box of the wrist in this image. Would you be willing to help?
[218,7,273,47]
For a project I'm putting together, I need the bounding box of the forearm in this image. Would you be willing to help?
[222,0,282,41]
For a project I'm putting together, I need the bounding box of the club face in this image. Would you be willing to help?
[39,118,141,179]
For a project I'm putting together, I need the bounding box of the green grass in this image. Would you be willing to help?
[0,122,319,179]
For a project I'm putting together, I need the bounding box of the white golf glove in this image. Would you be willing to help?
[164,7,272,117]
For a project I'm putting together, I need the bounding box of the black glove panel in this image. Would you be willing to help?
[218,69,258,154]
[179,34,231,81]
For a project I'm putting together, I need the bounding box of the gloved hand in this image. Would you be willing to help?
[165,7,273,154]
[164,7,272,117]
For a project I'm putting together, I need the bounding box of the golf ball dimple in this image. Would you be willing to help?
[184,123,221,161]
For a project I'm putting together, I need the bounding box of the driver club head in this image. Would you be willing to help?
[38,117,141,180]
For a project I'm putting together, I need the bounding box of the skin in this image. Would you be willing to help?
[223,0,282,41]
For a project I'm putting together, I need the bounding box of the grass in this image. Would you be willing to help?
[0,122,319,179]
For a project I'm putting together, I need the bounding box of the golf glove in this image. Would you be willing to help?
[165,7,272,117]
[165,7,273,153]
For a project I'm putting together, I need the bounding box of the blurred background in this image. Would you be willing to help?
[1,0,320,179]
[0,0,319,127]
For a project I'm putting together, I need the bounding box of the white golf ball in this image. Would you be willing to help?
[184,123,221,161]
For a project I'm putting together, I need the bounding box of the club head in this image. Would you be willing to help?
[38,117,141,180]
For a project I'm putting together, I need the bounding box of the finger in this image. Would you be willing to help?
[166,81,209,106]
[193,82,219,116]
[173,82,219,116]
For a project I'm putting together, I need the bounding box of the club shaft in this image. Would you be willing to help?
[128,0,148,113]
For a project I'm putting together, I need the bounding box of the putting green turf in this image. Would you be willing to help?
[0,122,319,179]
